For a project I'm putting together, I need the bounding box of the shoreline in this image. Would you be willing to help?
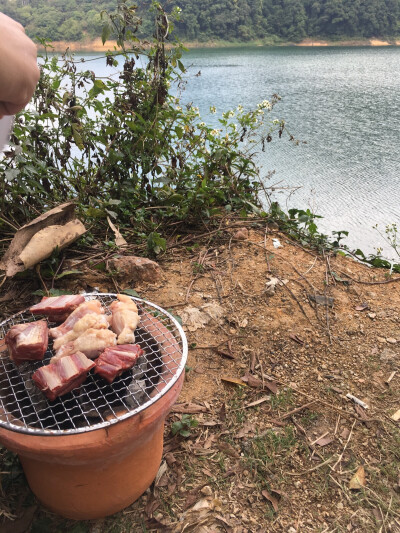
[38,36,400,53]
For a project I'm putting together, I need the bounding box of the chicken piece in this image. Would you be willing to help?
[49,300,104,339]
[32,351,95,401]
[30,295,85,322]
[52,313,110,351]
[51,328,117,362]
[109,294,140,344]
[94,344,144,383]
[5,320,48,365]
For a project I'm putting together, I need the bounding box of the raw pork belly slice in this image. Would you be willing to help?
[109,294,140,344]
[5,320,48,365]
[51,328,117,362]
[94,344,144,383]
[49,300,105,339]
[53,313,110,351]
[32,351,95,401]
[30,295,85,322]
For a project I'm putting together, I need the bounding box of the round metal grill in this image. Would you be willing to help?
[0,293,187,436]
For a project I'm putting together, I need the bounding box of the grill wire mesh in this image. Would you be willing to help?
[0,293,187,436]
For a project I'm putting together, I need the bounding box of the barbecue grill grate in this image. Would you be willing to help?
[0,293,187,436]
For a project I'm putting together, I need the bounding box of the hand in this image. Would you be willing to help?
[0,13,40,117]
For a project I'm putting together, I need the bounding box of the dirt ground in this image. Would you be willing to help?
[0,221,399,532]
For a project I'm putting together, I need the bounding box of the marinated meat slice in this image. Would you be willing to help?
[94,344,144,383]
[109,294,140,344]
[30,295,85,322]
[51,328,117,362]
[32,351,95,401]
[53,313,110,351]
[5,320,48,365]
[49,300,104,339]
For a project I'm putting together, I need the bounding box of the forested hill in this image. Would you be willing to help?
[0,0,399,43]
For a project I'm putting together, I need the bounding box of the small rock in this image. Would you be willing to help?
[380,348,397,363]
[233,227,249,240]
[368,313,376,319]
[387,338,397,344]
[201,485,213,496]
[109,255,161,283]
[288,527,297,533]
[377,337,386,343]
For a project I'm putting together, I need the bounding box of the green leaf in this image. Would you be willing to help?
[71,123,84,150]
[123,289,140,297]
[101,23,111,45]
[55,269,82,280]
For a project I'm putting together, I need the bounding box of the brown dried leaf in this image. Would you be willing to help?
[164,452,176,466]
[171,403,208,414]
[349,466,366,490]
[245,396,270,408]
[265,380,278,394]
[241,373,263,388]
[221,376,247,387]
[355,302,369,311]
[219,403,227,422]
[315,435,334,447]
[262,490,280,512]
[217,441,240,458]
[145,495,161,517]
[354,405,371,427]
[391,408,400,422]
[289,334,304,345]
[235,422,256,439]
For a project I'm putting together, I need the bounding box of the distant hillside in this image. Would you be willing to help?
[1,0,399,43]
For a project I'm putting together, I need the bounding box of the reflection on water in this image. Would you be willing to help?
[71,47,400,257]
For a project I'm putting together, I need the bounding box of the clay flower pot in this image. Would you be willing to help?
[0,304,187,520]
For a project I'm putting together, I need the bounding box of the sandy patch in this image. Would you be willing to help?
[369,39,390,46]
[297,39,328,47]
[37,38,119,52]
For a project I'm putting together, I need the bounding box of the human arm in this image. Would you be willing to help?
[0,12,40,117]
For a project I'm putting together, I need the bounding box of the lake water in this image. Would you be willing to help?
[76,46,400,258]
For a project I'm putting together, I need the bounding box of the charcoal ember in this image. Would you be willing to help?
[126,379,148,407]
[17,362,48,414]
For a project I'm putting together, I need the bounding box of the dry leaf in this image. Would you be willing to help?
[349,466,366,490]
[245,396,271,408]
[0,202,86,276]
[221,376,247,387]
[262,490,280,512]
[391,408,400,422]
[315,435,334,447]
[217,441,240,458]
[289,334,304,345]
[355,303,369,311]
[171,403,208,414]
[265,380,278,394]
[235,422,256,439]
[107,216,127,247]
[241,373,263,388]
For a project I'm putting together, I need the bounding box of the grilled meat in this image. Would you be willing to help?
[5,320,48,365]
[30,295,85,322]
[109,294,140,344]
[94,344,144,383]
[32,351,95,401]
[51,328,117,362]
[49,300,105,339]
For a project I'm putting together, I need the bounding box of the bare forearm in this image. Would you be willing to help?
[0,12,40,117]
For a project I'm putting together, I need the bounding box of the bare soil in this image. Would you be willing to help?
[1,222,399,532]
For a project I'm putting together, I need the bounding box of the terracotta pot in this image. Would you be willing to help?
[0,309,186,520]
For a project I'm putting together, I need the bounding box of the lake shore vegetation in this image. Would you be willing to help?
[0,0,400,47]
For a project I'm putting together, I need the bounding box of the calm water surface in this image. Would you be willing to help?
[80,47,400,257]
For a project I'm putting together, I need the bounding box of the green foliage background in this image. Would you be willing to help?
[0,0,399,43]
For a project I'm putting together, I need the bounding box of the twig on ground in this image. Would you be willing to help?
[332,420,356,471]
